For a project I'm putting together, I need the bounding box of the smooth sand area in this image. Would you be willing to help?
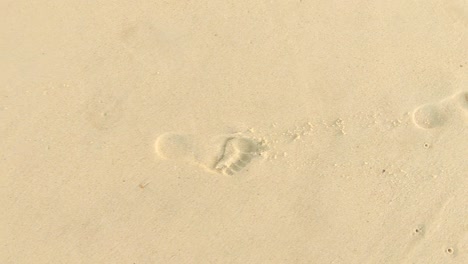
[1,1,467,263]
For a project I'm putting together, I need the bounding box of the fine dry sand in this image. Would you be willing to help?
[1,1,467,263]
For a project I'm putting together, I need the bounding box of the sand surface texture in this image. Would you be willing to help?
[1,1,467,263]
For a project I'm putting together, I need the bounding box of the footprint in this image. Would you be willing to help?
[154,133,196,161]
[213,137,260,175]
[412,103,448,129]
[411,90,468,129]
[155,132,264,175]
[452,90,468,111]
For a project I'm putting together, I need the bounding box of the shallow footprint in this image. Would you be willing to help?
[154,133,196,161]
[412,103,449,129]
[213,137,260,175]
[452,90,468,112]
[155,132,263,175]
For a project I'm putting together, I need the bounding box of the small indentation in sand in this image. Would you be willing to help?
[445,247,454,255]
[413,226,424,236]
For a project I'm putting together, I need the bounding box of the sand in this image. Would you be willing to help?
[1,1,467,263]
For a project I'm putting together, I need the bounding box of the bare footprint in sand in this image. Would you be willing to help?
[412,103,449,129]
[452,90,468,112]
[412,90,468,129]
[154,132,265,175]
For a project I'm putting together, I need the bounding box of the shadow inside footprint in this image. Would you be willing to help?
[453,91,468,111]
[412,103,448,129]
[154,133,195,161]
[155,133,264,175]
[214,137,261,175]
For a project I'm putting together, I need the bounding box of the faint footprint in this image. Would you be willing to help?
[412,103,449,129]
[155,132,265,175]
[452,90,468,111]
[412,90,468,129]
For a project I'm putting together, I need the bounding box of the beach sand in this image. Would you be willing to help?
[1,1,467,263]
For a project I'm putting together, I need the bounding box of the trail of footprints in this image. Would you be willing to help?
[155,90,467,176]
